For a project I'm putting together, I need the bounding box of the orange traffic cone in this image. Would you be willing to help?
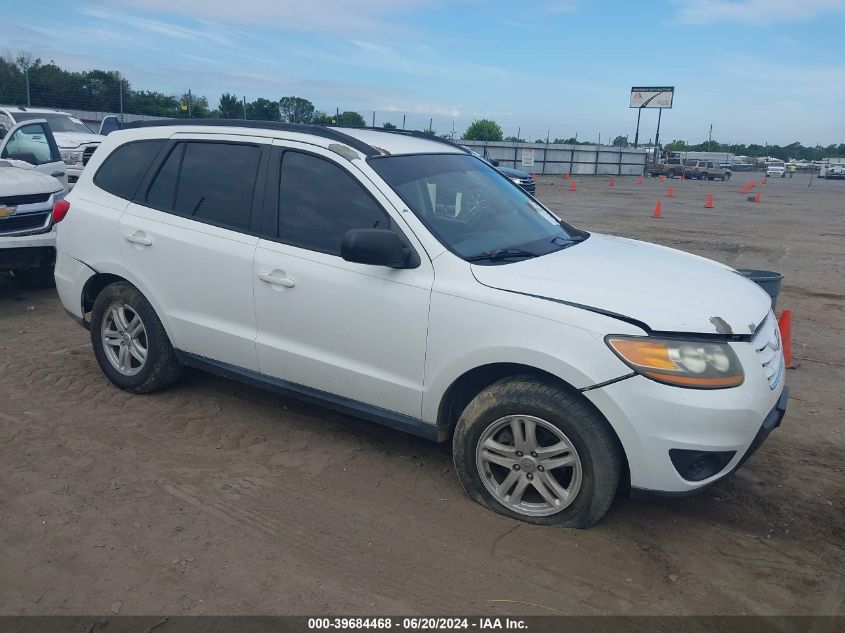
[569,180,577,191]
[637,175,644,185]
[778,309,793,369]
[761,176,766,185]
[564,172,570,180]
[680,174,686,182]
[652,200,662,218]
[750,179,757,188]
[704,194,714,208]
[531,173,537,182]
[659,175,665,183]
[667,186,674,198]
[609,176,615,187]
[754,191,761,203]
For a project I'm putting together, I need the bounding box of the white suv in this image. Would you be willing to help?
[0,106,107,188]
[54,121,787,527]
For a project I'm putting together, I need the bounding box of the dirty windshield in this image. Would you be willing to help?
[370,153,586,263]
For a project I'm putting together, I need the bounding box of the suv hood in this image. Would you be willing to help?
[53,131,104,149]
[0,163,64,196]
[497,165,531,178]
[471,233,772,335]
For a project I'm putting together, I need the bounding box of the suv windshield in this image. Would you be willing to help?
[370,153,585,263]
[10,112,93,134]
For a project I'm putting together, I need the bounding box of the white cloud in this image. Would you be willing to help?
[81,7,233,45]
[98,0,438,34]
[674,0,845,25]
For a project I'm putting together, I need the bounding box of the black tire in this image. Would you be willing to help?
[90,281,183,394]
[11,263,55,288]
[452,376,622,528]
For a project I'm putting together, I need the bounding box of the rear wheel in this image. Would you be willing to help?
[452,376,622,528]
[90,282,183,393]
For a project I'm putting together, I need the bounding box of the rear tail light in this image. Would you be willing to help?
[53,199,70,224]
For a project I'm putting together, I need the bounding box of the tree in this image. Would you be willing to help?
[180,92,211,118]
[382,122,397,130]
[312,111,334,124]
[504,135,525,142]
[279,96,314,123]
[218,93,242,119]
[462,119,503,141]
[612,135,628,147]
[336,111,365,127]
[245,97,280,121]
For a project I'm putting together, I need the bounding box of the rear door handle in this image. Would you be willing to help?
[51,171,65,178]
[124,232,153,246]
[258,271,295,288]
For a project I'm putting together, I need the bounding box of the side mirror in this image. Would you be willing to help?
[0,125,7,140]
[491,159,500,166]
[341,229,408,268]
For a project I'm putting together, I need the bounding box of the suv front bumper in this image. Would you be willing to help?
[583,342,786,494]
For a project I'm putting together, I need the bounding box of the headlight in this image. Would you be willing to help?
[606,336,744,389]
[60,151,81,164]
[511,177,522,184]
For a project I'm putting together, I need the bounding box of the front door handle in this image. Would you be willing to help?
[124,232,153,246]
[51,171,66,178]
[258,271,295,288]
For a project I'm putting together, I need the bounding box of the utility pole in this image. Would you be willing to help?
[634,106,642,148]
[429,117,433,134]
[118,72,123,122]
[336,106,339,125]
[372,111,375,127]
[402,114,406,130]
[243,96,247,120]
[517,126,521,142]
[187,89,192,118]
[708,124,713,152]
[17,55,33,107]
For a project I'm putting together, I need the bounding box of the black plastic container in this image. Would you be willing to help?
[737,269,784,309]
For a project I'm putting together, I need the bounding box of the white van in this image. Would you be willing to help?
[766,160,786,178]
[53,121,787,527]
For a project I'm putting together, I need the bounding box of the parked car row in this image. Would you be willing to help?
[0,107,122,285]
[47,120,785,528]
[648,157,731,180]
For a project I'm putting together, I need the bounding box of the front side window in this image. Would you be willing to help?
[370,153,585,263]
[145,141,261,232]
[278,151,391,256]
[0,122,60,165]
[94,140,164,199]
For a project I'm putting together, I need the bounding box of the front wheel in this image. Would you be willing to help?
[452,376,622,528]
[90,281,183,393]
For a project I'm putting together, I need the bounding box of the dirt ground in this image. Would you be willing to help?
[0,172,842,616]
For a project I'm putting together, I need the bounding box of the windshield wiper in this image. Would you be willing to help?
[465,248,539,262]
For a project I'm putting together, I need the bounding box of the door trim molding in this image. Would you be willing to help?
[174,350,441,441]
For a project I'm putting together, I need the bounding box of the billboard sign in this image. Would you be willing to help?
[630,87,674,109]
[521,148,535,167]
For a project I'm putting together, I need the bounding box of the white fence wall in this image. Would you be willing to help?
[461,140,648,176]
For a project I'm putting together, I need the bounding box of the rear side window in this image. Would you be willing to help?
[278,151,390,255]
[94,140,164,199]
[145,141,261,232]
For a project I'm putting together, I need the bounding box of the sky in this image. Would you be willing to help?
[3,0,845,145]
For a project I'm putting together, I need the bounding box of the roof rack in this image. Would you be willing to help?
[335,126,470,154]
[121,119,379,157]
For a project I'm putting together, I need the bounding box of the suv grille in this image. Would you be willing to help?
[0,212,51,235]
[82,145,97,166]
[752,312,784,389]
[0,192,51,206]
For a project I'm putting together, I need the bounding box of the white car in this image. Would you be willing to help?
[0,106,110,189]
[0,121,66,285]
[765,161,786,178]
[54,122,787,527]
[819,163,845,179]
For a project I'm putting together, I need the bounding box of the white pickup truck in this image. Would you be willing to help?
[0,120,67,286]
[0,106,117,189]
